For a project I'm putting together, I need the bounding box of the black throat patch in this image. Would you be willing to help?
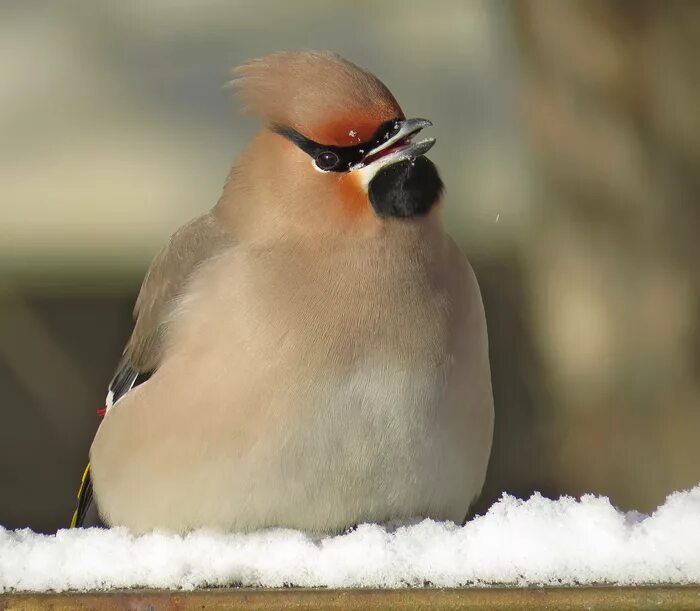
[368,157,443,218]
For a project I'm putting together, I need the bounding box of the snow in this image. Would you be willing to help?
[1,486,699,592]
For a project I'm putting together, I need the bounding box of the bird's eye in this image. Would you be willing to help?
[315,151,340,171]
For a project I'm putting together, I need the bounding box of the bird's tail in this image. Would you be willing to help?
[70,463,94,528]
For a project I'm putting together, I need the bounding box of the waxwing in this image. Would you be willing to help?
[72,51,494,534]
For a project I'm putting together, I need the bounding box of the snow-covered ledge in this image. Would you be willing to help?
[1,487,699,594]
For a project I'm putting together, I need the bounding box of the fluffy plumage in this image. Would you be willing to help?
[74,51,494,535]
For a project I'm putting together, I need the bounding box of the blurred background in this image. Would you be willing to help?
[1,0,698,533]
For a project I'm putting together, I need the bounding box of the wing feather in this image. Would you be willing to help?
[71,211,233,527]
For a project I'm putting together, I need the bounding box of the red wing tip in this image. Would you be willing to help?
[96,407,107,417]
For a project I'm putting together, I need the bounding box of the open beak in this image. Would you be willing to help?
[351,118,435,184]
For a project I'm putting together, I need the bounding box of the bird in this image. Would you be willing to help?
[71,51,494,534]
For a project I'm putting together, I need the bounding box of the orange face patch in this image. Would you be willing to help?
[308,107,404,148]
[337,172,372,219]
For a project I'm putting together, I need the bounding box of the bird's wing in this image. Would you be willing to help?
[121,212,233,377]
[71,211,233,528]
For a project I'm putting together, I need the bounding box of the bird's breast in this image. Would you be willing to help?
[174,236,455,376]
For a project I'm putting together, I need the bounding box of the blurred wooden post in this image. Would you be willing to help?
[512,0,700,511]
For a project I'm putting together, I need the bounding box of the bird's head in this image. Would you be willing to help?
[221,51,443,240]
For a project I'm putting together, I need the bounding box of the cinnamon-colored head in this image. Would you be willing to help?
[234,51,403,146]
[218,51,443,241]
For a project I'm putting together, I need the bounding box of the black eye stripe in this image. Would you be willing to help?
[272,119,402,173]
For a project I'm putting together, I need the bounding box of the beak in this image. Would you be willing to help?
[351,118,436,184]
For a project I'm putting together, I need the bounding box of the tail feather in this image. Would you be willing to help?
[71,463,101,528]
